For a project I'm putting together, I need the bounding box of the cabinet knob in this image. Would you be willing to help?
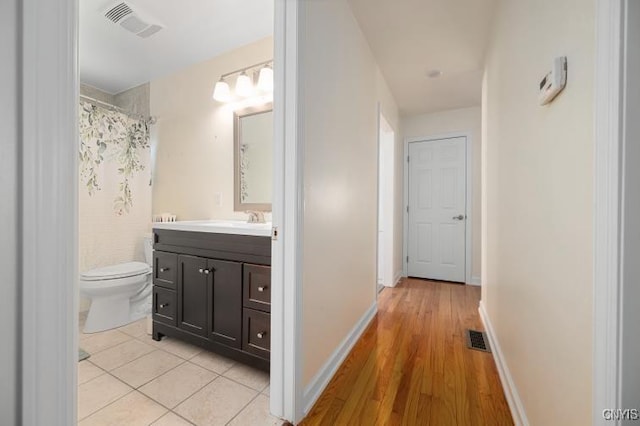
[204,269,210,275]
[257,286,267,292]
[159,303,169,308]
[159,267,169,272]
[198,268,204,274]
[256,331,267,339]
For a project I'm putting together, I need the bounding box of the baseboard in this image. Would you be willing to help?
[393,271,403,287]
[468,276,481,286]
[303,302,378,415]
[478,301,529,426]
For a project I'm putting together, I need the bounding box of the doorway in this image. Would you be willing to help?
[405,136,468,283]
[377,112,395,292]
[18,0,303,423]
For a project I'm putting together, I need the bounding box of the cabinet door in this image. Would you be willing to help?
[177,255,208,337]
[152,287,176,326]
[153,251,177,290]
[242,308,271,359]
[243,264,271,312]
[207,259,242,348]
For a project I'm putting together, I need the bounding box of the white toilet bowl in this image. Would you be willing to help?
[80,236,154,333]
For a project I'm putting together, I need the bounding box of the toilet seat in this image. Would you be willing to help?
[81,261,151,281]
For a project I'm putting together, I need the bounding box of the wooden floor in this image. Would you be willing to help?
[300,278,513,426]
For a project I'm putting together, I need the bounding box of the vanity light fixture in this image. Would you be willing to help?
[235,71,253,98]
[212,78,231,102]
[257,65,274,92]
[212,59,274,103]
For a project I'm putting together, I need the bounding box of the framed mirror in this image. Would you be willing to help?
[234,103,273,212]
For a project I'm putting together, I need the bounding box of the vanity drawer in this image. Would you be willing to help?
[242,308,270,359]
[154,251,177,289]
[243,264,271,312]
[153,287,176,326]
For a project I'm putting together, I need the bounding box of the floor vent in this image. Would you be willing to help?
[466,329,491,353]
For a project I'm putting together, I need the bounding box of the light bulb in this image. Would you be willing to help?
[212,79,231,102]
[235,72,253,98]
[257,65,274,92]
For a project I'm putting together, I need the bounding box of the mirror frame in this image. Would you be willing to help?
[234,102,273,212]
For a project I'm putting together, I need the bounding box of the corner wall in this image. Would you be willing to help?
[300,0,401,393]
[403,106,482,282]
[481,0,594,424]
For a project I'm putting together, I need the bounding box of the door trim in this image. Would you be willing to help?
[272,0,305,422]
[376,105,396,291]
[403,132,473,285]
[21,0,79,423]
[593,0,624,423]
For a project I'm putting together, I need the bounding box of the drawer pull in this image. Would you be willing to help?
[256,331,267,339]
[159,267,170,272]
[257,286,267,292]
[159,303,169,308]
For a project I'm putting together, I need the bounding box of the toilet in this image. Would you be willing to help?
[80,235,154,333]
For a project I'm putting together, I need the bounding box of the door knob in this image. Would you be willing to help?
[453,215,465,220]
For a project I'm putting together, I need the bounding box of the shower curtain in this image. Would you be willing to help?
[79,100,151,215]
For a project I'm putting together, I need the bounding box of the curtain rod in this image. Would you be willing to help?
[79,94,154,122]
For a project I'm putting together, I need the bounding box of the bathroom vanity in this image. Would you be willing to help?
[151,221,272,371]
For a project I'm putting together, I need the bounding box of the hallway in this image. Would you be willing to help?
[302,279,512,425]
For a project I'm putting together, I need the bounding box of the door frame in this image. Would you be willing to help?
[376,105,396,290]
[593,0,627,423]
[403,132,474,285]
[19,0,304,423]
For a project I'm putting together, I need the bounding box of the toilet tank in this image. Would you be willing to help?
[143,234,153,266]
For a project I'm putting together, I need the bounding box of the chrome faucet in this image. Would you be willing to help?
[247,210,266,224]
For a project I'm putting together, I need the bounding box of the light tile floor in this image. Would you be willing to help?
[78,315,281,426]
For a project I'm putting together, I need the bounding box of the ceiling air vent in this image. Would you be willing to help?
[104,1,164,39]
[105,3,133,24]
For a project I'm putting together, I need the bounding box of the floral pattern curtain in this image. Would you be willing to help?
[79,100,151,215]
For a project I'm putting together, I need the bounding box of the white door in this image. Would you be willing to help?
[407,137,466,282]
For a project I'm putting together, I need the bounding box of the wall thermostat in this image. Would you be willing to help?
[539,56,567,105]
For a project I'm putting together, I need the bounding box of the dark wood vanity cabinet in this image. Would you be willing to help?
[208,259,242,348]
[177,255,209,337]
[152,229,271,371]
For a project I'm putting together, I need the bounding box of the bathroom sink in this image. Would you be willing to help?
[153,220,272,237]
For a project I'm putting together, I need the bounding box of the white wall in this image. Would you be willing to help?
[0,0,19,422]
[151,37,273,221]
[621,0,640,412]
[300,0,400,389]
[403,106,482,281]
[481,0,594,424]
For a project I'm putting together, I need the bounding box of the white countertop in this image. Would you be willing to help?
[153,220,272,237]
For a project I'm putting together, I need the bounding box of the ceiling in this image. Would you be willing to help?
[348,0,497,116]
[80,0,273,94]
